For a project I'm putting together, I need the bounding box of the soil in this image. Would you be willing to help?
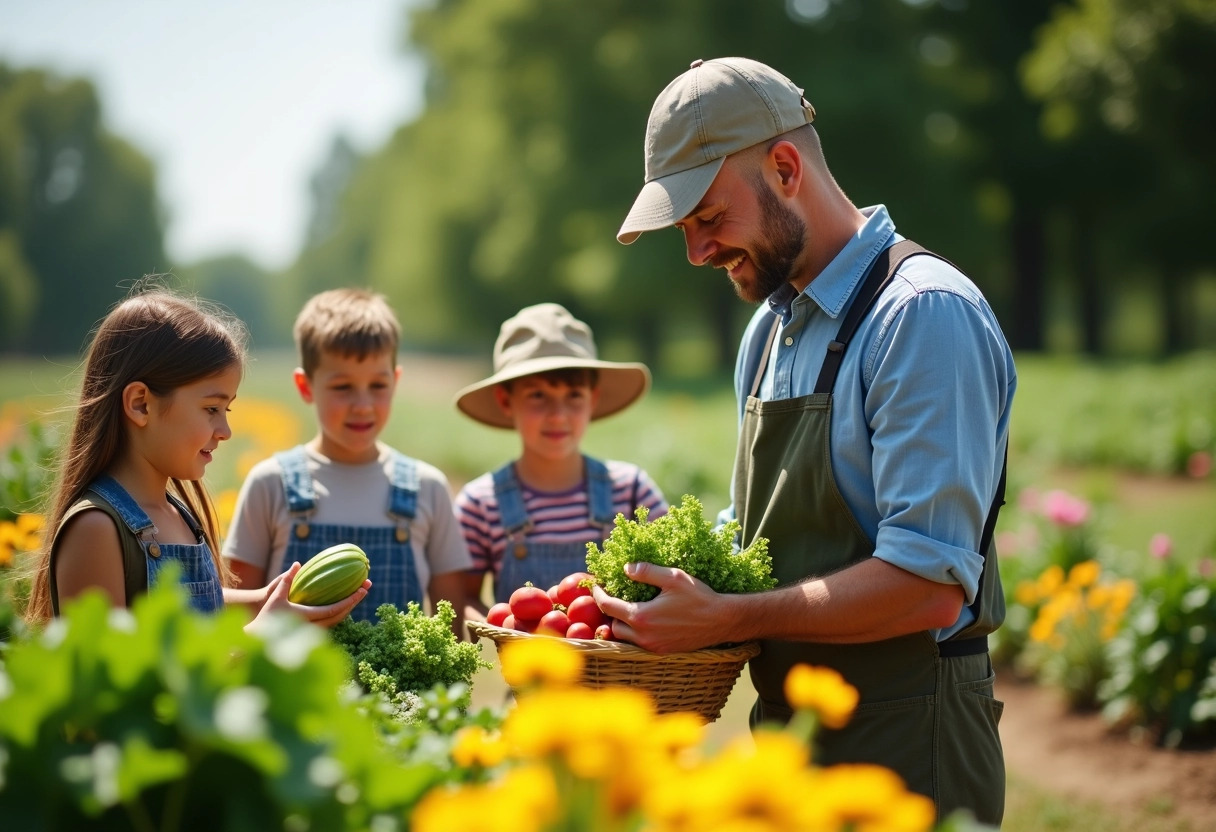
[995,674,1216,829]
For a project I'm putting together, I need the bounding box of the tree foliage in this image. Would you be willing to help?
[0,63,165,354]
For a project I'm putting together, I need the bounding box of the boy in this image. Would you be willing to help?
[453,302,668,616]
[224,288,470,626]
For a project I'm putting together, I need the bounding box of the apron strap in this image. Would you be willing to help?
[809,238,1007,651]
[814,240,942,394]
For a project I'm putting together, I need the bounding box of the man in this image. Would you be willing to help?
[595,57,1015,825]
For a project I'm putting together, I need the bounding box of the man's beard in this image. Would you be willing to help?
[730,176,807,304]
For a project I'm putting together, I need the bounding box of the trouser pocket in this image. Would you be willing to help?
[937,667,1005,827]
[816,693,936,799]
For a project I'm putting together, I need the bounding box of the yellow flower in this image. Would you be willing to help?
[806,764,936,832]
[504,685,654,778]
[499,637,583,688]
[0,521,16,566]
[783,664,859,728]
[1014,579,1039,606]
[1086,584,1112,610]
[451,726,508,769]
[646,732,817,832]
[1068,560,1101,589]
[1110,579,1137,612]
[1035,564,1065,597]
[16,512,43,537]
[214,490,239,536]
[411,764,557,832]
[649,710,704,760]
[1028,606,1061,644]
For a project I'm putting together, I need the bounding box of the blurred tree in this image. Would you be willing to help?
[292,0,984,371]
[288,0,1213,365]
[175,254,290,349]
[0,63,165,355]
[304,133,362,250]
[1022,0,1216,354]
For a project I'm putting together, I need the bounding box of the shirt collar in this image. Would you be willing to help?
[766,205,896,320]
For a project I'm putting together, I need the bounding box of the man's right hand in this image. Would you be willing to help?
[592,561,733,653]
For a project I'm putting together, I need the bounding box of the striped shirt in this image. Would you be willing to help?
[455,460,668,577]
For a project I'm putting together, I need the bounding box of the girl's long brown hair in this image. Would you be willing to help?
[25,286,249,622]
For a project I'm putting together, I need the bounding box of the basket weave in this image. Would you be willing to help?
[467,620,759,723]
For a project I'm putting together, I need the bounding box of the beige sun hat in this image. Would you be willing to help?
[617,57,816,245]
[454,302,651,429]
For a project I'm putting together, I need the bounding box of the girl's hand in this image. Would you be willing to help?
[251,562,372,630]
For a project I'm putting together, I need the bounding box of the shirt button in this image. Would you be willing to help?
[784,336,794,346]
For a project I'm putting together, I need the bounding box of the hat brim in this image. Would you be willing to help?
[617,157,726,245]
[454,356,652,429]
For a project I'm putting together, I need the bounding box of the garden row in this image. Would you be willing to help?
[992,486,1216,747]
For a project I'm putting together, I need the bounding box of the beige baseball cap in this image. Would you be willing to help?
[617,57,816,245]
[454,302,651,429]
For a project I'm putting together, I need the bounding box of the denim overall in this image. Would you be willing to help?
[88,475,224,613]
[491,456,615,604]
[276,446,421,622]
[739,241,1006,825]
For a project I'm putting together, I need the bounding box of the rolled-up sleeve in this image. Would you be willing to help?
[861,283,1012,604]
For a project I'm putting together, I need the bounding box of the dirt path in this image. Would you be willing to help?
[996,675,1216,829]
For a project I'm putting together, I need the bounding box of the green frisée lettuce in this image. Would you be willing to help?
[586,494,776,603]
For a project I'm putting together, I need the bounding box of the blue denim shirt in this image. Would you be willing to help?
[722,205,1017,640]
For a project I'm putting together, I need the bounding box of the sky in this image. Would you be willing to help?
[0,0,424,270]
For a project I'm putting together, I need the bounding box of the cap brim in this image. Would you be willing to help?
[454,357,652,429]
[617,157,726,244]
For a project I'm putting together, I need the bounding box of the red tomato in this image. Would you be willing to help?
[556,571,595,608]
[536,609,570,637]
[509,585,553,622]
[594,623,613,641]
[547,585,562,605]
[486,602,512,627]
[565,621,594,640]
[503,614,516,630]
[566,595,609,630]
[513,616,539,634]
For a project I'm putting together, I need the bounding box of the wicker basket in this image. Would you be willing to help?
[467,620,759,723]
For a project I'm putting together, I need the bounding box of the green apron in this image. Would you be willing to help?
[737,241,1006,825]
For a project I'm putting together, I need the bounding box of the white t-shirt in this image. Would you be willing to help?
[222,444,472,591]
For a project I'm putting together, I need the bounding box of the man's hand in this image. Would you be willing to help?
[591,561,732,653]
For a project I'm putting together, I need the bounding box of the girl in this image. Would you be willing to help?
[25,287,368,630]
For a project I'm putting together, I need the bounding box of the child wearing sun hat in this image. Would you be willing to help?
[453,302,669,618]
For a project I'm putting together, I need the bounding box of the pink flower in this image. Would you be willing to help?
[996,530,1021,557]
[1042,489,1090,528]
[1198,558,1214,579]
[1187,451,1212,479]
[1018,487,1041,513]
[1149,533,1172,560]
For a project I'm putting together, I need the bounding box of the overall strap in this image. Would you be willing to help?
[89,475,156,535]
[55,489,149,614]
[387,452,419,519]
[583,456,616,527]
[491,462,532,536]
[387,451,418,544]
[166,491,206,543]
[275,446,317,514]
